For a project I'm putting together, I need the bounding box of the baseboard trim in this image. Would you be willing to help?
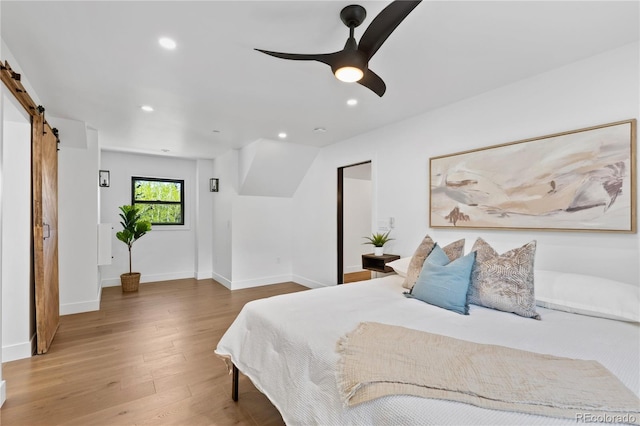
[101,271,195,288]
[212,272,232,289]
[291,274,329,289]
[196,270,213,280]
[0,380,6,408]
[231,274,293,290]
[60,298,101,315]
[101,277,120,287]
[100,271,320,291]
[2,336,34,362]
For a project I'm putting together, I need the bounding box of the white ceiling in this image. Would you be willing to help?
[2,1,638,159]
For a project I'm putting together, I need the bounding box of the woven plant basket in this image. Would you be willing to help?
[121,272,141,292]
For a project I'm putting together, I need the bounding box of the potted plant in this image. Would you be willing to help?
[363,230,394,256]
[116,205,152,292]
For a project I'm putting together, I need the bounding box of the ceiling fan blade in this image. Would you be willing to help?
[255,49,339,67]
[358,69,386,97]
[358,0,422,60]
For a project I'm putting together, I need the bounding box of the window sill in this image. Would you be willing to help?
[150,225,191,231]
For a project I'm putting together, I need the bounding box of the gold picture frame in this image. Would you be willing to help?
[429,119,636,233]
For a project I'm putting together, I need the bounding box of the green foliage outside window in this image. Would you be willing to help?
[134,203,182,224]
[132,177,184,225]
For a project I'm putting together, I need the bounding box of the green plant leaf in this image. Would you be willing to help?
[362,230,394,247]
[117,204,153,274]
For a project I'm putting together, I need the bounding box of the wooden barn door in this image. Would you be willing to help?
[2,61,60,354]
[33,113,59,354]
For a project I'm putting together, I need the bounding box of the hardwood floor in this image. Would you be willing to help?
[1,278,307,425]
[343,270,371,283]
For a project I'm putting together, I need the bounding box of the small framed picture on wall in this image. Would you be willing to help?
[210,178,219,192]
[99,170,110,187]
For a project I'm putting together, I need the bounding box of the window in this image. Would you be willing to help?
[132,177,184,225]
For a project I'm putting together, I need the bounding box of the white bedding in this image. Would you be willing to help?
[215,275,640,425]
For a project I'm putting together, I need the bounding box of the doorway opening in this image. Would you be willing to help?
[1,85,36,362]
[337,161,372,284]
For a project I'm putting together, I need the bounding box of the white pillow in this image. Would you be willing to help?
[387,257,411,278]
[535,270,639,323]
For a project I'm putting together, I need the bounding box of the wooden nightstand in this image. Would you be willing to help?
[361,253,400,273]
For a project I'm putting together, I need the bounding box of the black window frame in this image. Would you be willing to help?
[131,176,185,226]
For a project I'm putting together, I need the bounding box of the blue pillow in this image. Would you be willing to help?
[405,244,476,315]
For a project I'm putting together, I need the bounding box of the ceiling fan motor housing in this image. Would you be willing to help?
[340,5,367,28]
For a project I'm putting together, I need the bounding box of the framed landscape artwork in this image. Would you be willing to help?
[430,119,637,233]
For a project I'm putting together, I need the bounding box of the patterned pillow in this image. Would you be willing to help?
[469,238,540,320]
[402,235,465,289]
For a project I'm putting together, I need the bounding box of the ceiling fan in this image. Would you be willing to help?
[255,1,422,97]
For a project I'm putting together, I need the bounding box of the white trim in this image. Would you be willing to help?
[101,277,121,287]
[2,333,35,362]
[291,274,328,289]
[212,272,232,289]
[148,225,192,232]
[1,380,6,408]
[195,270,213,280]
[101,271,195,287]
[101,271,321,291]
[140,271,195,283]
[59,284,100,315]
[230,274,293,290]
[60,298,100,315]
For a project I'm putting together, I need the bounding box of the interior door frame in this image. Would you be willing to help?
[337,160,371,285]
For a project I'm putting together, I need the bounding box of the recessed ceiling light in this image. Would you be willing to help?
[158,37,177,50]
[141,105,154,112]
[161,149,170,153]
[314,127,327,133]
[346,99,358,106]
[278,132,287,139]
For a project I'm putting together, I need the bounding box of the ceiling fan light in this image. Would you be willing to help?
[334,66,364,83]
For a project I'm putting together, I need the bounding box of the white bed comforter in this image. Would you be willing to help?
[215,275,640,425]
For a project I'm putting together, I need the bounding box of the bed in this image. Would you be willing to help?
[215,238,640,425]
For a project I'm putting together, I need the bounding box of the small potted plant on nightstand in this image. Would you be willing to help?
[116,205,152,292]
[363,230,394,256]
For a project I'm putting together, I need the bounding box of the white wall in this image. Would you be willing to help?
[195,159,214,280]
[292,42,640,287]
[212,148,297,290]
[1,92,34,362]
[211,150,237,287]
[238,138,319,197]
[344,177,372,273]
[231,196,293,289]
[293,151,377,288]
[58,125,100,314]
[99,151,201,285]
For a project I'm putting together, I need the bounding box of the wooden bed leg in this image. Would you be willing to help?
[232,363,239,401]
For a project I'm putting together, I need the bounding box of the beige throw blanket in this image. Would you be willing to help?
[336,322,640,424]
